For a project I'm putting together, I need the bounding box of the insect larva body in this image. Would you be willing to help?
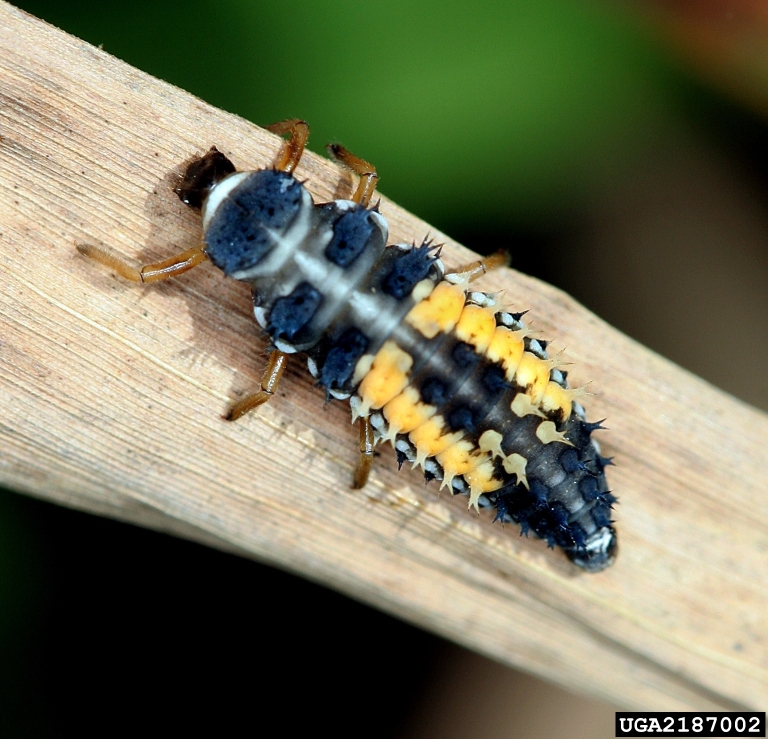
[81,121,617,571]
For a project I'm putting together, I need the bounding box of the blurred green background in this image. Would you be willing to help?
[15,0,676,226]
[3,1,768,736]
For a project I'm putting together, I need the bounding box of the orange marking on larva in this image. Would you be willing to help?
[356,340,413,416]
[540,381,586,423]
[466,460,503,511]
[410,278,435,303]
[404,281,466,338]
[515,352,550,405]
[383,386,436,437]
[486,326,525,381]
[437,440,487,491]
[408,416,463,467]
[455,304,496,353]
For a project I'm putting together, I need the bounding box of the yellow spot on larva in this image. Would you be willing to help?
[455,305,496,353]
[437,440,487,491]
[502,453,529,489]
[515,352,550,405]
[408,416,463,467]
[405,281,466,338]
[410,278,435,303]
[383,386,436,437]
[486,327,525,381]
[356,341,413,417]
[540,381,586,423]
[535,420,573,446]
[478,429,504,459]
[465,460,503,511]
[351,353,375,388]
[511,392,545,418]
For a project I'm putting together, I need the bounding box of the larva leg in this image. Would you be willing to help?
[76,242,208,283]
[352,416,376,489]
[266,119,310,174]
[226,349,289,421]
[445,250,510,283]
[326,143,379,208]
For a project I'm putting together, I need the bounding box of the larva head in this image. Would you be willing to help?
[175,146,236,210]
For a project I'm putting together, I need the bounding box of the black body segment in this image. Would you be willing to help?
[267,282,324,342]
[381,240,441,299]
[315,327,370,393]
[323,205,377,268]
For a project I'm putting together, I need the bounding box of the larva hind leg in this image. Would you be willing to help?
[445,250,510,284]
[352,416,376,489]
[226,349,289,421]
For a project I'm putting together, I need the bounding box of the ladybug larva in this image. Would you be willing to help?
[78,119,617,572]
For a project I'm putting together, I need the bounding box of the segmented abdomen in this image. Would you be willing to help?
[350,281,617,572]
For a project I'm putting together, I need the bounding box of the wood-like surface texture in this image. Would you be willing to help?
[1,2,766,709]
